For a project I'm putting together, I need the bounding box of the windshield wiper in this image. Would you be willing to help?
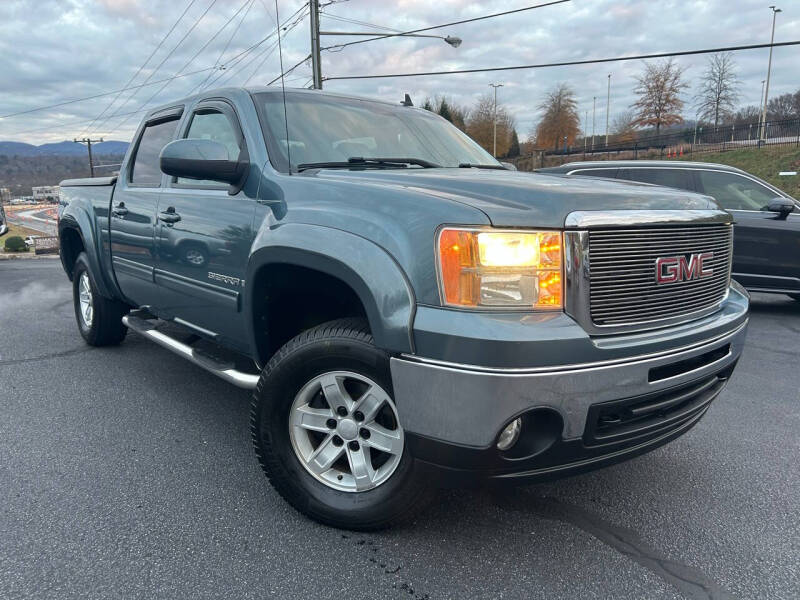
[459,163,508,170]
[297,157,441,172]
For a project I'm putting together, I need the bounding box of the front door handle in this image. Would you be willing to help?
[159,208,181,225]
[111,203,128,217]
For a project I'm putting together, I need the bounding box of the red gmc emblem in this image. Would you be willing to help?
[655,252,714,284]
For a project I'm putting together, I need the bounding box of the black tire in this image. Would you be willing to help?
[72,252,129,346]
[250,318,431,530]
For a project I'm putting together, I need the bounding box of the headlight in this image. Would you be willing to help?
[437,228,563,309]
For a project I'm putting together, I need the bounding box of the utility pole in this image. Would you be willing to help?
[309,0,323,89]
[605,74,611,147]
[489,83,503,157]
[73,137,103,178]
[584,109,589,152]
[760,5,781,142]
[591,96,596,151]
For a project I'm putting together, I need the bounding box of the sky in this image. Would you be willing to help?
[0,0,798,145]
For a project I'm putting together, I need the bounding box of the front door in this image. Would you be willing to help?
[110,113,181,306]
[694,169,800,293]
[154,100,256,350]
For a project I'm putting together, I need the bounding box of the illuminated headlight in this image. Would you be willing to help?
[437,228,563,309]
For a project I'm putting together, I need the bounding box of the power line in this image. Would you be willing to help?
[0,66,218,120]
[106,0,257,135]
[325,40,800,81]
[190,0,257,94]
[319,12,401,33]
[320,0,571,51]
[78,0,199,137]
[89,0,220,134]
[267,54,311,85]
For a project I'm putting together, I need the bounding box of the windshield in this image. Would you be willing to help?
[253,91,500,172]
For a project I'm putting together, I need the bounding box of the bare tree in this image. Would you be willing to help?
[694,53,740,130]
[731,105,762,125]
[533,83,580,151]
[466,95,515,156]
[631,58,688,135]
[767,93,798,121]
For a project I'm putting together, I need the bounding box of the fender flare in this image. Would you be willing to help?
[244,223,416,363]
[58,208,116,299]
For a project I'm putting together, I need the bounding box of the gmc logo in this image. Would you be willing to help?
[655,253,714,284]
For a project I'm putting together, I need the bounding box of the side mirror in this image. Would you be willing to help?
[766,197,796,220]
[160,139,248,194]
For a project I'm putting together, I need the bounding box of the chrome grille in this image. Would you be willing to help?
[588,224,732,326]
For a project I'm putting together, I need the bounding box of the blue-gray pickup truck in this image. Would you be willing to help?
[59,87,749,530]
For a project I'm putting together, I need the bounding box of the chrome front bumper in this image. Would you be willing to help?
[391,316,747,449]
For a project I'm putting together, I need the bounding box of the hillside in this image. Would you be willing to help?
[0,140,129,157]
[679,146,800,199]
[0,154,124,195]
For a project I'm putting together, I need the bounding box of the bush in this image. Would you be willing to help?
[4,236,28,252]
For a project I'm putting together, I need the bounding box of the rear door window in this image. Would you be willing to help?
[618,168,693,191]
[695,170,781,211]
[130,117,180,186]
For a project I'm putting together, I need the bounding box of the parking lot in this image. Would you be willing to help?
[1,259,798,599]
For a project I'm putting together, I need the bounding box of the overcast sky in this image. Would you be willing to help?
[1,0,798,145]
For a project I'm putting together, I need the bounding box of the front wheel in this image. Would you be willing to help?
[72,252,129,346]
[250,318,430,530]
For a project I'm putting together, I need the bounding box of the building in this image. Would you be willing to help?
[0,187,11,203]
[32,185,60,203]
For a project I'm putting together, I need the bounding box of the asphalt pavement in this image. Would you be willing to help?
[1,259,798,599]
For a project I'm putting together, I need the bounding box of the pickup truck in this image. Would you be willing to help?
[59,87,749,530]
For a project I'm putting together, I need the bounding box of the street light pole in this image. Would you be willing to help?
[489,83,503,157]
[760,5,781,141]
[591,96,596,151]
[309,0,462,88]
[309,0,322,89]
[605,73,611,147]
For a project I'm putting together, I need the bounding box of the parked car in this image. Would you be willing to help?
[24,235,38,248]
[58,88,748,530]
[538,161,800,300]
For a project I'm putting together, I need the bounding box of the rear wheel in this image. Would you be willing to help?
[250,318,430,530]
[72,252,129,346]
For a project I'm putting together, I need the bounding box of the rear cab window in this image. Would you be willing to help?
[129,117,181,186]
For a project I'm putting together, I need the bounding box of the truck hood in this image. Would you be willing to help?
[314,168,719,228]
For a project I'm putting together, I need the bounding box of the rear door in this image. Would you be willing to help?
[694,169,800,293]
[154,99,256,349]
[110,111,181,306]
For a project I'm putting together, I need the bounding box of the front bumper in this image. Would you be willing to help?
[391,286,748,484]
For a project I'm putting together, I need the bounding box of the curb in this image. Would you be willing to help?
[0,253,61,261]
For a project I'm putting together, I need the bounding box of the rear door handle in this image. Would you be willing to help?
[159,209,181,224]
[111,204,128,217]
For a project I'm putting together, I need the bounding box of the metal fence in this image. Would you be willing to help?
[512,117,800,171]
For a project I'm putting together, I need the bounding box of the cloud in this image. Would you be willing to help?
[0,0,798,144]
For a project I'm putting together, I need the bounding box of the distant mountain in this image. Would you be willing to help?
[0,140,129,157]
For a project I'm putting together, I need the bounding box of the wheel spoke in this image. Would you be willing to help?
[306,435,344,475]
[293,405,334,433]
[346,445,376,491]
[320,373,351,412]
[353,388,384,422]
[364,423,403,456]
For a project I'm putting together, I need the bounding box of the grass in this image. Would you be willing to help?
[1,222,41,253]
[679,145,800,199]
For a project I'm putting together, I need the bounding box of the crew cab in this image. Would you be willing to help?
[59,88,749,530]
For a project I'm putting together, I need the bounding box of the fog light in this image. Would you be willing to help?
[496,418,522,451]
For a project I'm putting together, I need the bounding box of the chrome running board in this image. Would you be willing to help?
[122,314,260,389]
